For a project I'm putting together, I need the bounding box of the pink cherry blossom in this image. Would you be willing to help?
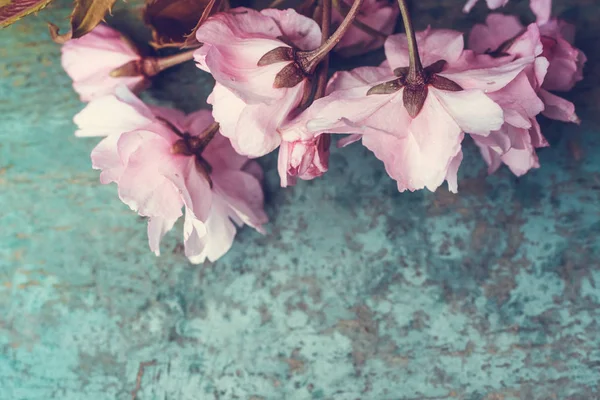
[300,28,532,192]
[278,135,330,187]
[467,20,550,176]
[332,0,399,57]
[538,19,587,92]
[463,0,509,13]
[195,8,321,157]
[61,24,146,102]
[74,87,267,263]
[469,13,583,122]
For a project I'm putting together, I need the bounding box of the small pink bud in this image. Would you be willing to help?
[278,135,330,187]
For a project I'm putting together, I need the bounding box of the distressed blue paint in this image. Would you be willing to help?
[1,1,600,399]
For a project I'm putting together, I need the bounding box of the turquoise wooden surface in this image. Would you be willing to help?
[2,0,600,399]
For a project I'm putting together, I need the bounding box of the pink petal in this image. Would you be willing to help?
[472,127,512,154]
[90,133,124,184]
[148,106,188,132]
[202,131,249,172]
[209,83,304,157]
[440,55,534,92]
[294,68,397,140]
[474,136,503,174]
[207,83,247,144]
[463,0,509,13]
[335,2,399,57]
[261,8,322,51]
[462,0,479,12]
[278,140,294,187]
[539,20,586,92]
[183,109,216,137]
[501,145,540,177]
[473,122,543,177]
[430,88,504,135]
[487,69,546,128]
[362,94,463,192]
[337,134,362,148]
[184,200,236,264]
[242,160,264,182]
[530,0,551,24]
[168,158,213,222]
[327,65,392,92]
[148,216,177,256]
[507,23,544,59]
[445,150,463,193]
[468,14,524,54]
[528,117,548,148]
[213,170,268,232]
[385,28,465,69]
[116,131,185,220]
[538,89,580,123]
[74,87,154,137]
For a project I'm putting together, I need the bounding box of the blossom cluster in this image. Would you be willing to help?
[60,0,585,263]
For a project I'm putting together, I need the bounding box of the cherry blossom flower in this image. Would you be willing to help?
[332,0,399,57]
[466,20,550,176]
[74,87,267,263]
[469,13,583,122]
[301,29,532,192]
[194,8,322,157]
[538,19,587,92]
[61,24,146,102]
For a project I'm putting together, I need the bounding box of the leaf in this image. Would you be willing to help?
[0,0,55,28]
[48,0,117,43]
[144,0,222,48]
[70,0,116,38]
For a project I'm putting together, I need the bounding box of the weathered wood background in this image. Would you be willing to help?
[1,0,600,399]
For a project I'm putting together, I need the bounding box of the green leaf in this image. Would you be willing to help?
[0,0,55,28]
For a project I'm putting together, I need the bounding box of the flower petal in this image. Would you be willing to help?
[361,94,463,192]
[538,89,580,123]
[148,216,177,256]
[385,28,465,69]
[468,13,524,54]
[430,88,504,135]
[213,170,268,232]
[184,199,236,264]
[74,87,154,137]
[440,55,534,92]
[445,150,463,193]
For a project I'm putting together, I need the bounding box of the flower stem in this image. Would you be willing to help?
[110,49,197,78]
[297,0,365,74]
[397,0,423,82]
[315,0,332,99]
[147,49,197,76]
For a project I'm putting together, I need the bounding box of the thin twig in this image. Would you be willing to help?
[131,360,157,400]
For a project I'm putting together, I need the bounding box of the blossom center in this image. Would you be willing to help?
[161,118,219,187]
[367,59,463,117]
[257,44,309,89]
